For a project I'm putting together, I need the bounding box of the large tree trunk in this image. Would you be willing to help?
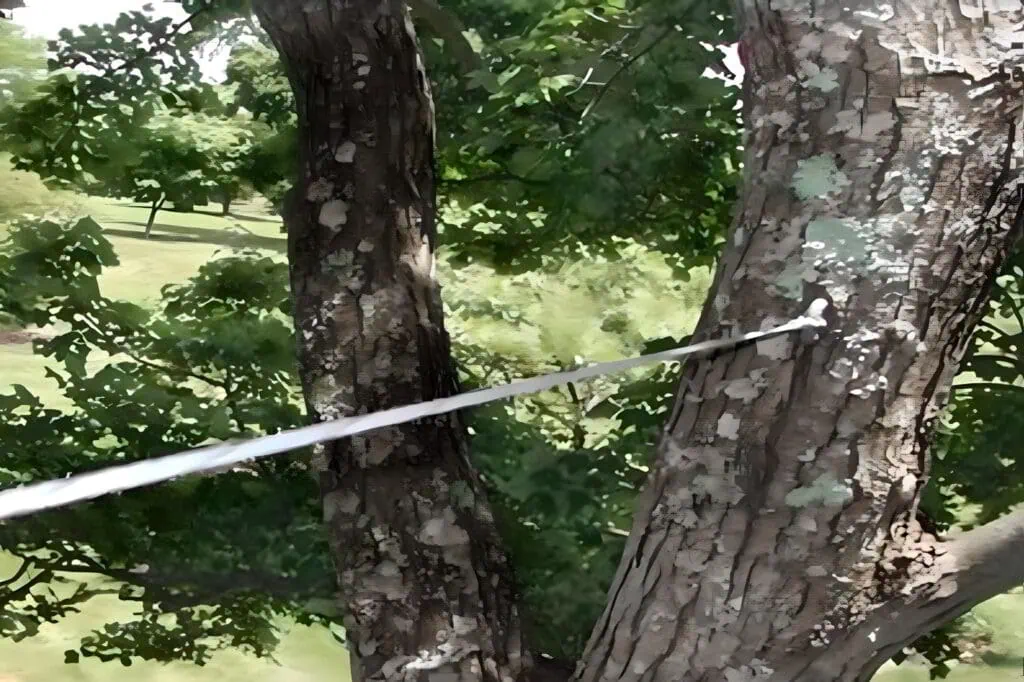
[573,3,1024,681]
[250,2,533,682]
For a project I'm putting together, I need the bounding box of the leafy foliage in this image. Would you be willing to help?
[428,0,742,273]
[0,211,697,662]
[0,9,220,187]
[0,19,47,104]
[213,0,743,271]
[0,216,332,664]
[84,112,258,230]
[933,253,1024,529]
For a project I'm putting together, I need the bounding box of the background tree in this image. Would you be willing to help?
[86,112,248,235]
[0,19,46,104]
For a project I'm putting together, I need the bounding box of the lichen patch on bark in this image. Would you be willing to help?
[574,3,1024,681]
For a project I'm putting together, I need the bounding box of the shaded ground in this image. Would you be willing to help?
[102,220,285,252]
[0,329,39,345]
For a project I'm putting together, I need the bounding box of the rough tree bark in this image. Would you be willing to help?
[252,0,1024,681]
[250,2,533,682]
[573,2,1024,681]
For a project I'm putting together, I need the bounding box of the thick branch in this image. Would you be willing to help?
[860,508,1024,677]
[251,2,532,681]
[938,506,1024,604]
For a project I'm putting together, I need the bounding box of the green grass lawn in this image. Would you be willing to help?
[1,174,1022,680]
[1,187,354,681]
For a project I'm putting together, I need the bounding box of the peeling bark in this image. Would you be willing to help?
[250,2,530,681]
[575,3,1024,681]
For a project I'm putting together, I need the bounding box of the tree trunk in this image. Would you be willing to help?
[573,3,1024,681]
[144,195,165,239]
[220,193,231,216]
[251,2,533,682]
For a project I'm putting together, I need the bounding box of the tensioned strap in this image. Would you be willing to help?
[0,300,829,521]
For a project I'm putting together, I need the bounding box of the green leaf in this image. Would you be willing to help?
[466,68,500,93]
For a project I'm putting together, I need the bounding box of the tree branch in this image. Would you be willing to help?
[406,0,485,75]
[438,171,547,188]
[865,507,1024,673]
[0,567,52,605]
[580,26,673,120]
[941,505,1024,602]
[0,556,31,589]
[98,2,214,80]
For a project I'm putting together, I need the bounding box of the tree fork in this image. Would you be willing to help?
[573,3,1024,682]
[250,2,535,681]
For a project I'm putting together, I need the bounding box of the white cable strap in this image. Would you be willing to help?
[0,300,829,521]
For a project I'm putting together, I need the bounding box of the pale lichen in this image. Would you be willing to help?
[319,199,349,229]
[784,475,854,508]
[335,141,357,163]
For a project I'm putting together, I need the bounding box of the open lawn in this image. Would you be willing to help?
[0,188,354,681]
[1,177,1022,680]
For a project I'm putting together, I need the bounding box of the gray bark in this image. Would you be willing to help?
[250,2,533,682]
[573,2,1024,681]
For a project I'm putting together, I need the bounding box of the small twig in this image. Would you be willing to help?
[72,313,229,391]
[581,25,673,120]
[99,2,214,80]
[439,171,545,187]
